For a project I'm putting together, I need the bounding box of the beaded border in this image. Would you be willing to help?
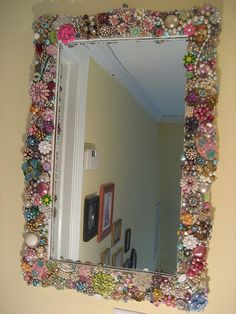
[21,5,221,311]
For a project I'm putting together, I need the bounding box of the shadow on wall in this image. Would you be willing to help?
[31,0,135,19]
[31,0,217,22]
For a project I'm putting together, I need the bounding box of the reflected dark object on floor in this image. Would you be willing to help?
[123,258,130,268]
[129,248,137,269]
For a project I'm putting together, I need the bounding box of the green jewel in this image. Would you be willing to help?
[46,260,58,272]
[179,9,191,22]
[131,27,140,37]
[42,194,52,205]
[204,193,210,202]
[183,54,196,65]
[186,71,194,79]
[92,272,115,297]
[49,30,57,43]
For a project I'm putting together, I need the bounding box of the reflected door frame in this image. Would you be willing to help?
[52,45,89,260]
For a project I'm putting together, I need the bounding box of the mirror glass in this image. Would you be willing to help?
[51,38,188,274]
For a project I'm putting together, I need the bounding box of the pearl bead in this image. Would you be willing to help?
[199,182,210,193]
[34,33,40,40]
[178,274,187,283]
[25,232,39,248]
[165,15,179,29]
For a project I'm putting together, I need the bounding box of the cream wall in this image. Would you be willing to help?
[1,1,236,314]
[80,58,160,269]
[157,123,183,274]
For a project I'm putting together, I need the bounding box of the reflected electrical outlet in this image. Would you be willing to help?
[113,309,146,314]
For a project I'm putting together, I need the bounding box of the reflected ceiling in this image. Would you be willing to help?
[62,39,188,122]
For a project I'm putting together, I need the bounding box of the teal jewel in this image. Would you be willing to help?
[24,206,39,221]
[32,279,40,286]
[22,159,41,182]
[198,89,207,97]
[44,39,50,46]
[207,150,216,160]
[39,238,46,245]
[27,136,38,146]
[177,243,183,250]
[164,31,169,37]
[37,259,44,267]
[45,134,52,142]
[156,20,162,27]
[192,19,203,26]
[196,157,206,165]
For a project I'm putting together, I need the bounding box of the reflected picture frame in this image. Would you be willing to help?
[21,5,221,312]
[112,248,123,268]
[124,228,131,253]
[83,195,99,242]
[97,183,115,242]
[101,248,110,265]
[111,219,122,247]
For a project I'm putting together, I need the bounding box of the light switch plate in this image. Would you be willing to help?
[113,309,146,314]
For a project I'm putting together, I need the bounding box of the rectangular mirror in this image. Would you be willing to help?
[21,5,221,311]
[51,38,187,274]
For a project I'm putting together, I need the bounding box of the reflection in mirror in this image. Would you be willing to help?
[52,38,188,274]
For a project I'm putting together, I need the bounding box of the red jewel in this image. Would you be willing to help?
[193,245,207,258]
[36,182,49,196]
[187,269,196,277]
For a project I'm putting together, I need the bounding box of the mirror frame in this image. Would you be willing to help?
[21,5,221,311]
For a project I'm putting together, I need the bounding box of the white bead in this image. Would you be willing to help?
[25,232,39,247]
[178,274,187,283]
[34,33,40,40]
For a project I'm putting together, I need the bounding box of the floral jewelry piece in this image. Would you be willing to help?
[21,5,221,311]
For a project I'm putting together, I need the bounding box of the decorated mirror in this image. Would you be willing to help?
[21,4,221,311]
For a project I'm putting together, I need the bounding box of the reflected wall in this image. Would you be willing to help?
[81,58,161,270]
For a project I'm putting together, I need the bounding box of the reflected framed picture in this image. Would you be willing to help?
[83,195,99,242]
[112,248,123,267]
[124,228,131,253]
[97,183,115,242]
[111,219,122,247]
[101,248,110,265]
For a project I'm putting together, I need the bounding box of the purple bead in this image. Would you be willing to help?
[43,121,54,133]
[42,161,51,171]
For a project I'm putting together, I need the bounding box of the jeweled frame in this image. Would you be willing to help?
[21,5,221,311]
